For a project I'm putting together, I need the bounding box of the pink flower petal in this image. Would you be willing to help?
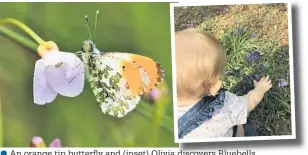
[45,64,84,97]
[33,59,58,105]
[49,138,61,147]
[148,88,161,100]
[32,136,43,144]
[30,136,46,147]
[44,51,85,97]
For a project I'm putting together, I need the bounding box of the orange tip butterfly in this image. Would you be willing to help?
[80,10,165,117]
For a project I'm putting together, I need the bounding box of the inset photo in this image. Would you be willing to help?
[170,2,295,143]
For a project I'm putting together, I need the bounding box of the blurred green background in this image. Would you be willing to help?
[0,2,176,147]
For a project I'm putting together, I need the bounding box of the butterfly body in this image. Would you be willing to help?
[81,40,164,117]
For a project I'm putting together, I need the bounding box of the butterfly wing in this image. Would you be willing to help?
[104,52,165,92]
[87,54,150,117]
[86,52,165,117]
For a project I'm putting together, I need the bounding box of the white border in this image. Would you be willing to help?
[170,1,296,143]
[3,0,179,2]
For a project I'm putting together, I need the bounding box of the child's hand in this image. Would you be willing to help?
[244,75,272,112]
[245,75,272,112]
[253,75,272,94]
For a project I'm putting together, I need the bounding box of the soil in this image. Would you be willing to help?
[174,6,231,31]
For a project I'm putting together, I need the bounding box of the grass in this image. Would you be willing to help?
[175,4,291,136]
[220,26,290,136]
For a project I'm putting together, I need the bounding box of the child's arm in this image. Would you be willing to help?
[244,75,272,112]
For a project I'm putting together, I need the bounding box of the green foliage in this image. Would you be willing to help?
[206,25,291,136]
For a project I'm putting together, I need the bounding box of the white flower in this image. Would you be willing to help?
[33,50,85,105]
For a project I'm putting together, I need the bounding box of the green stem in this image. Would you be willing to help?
[0,25,38,52]
[0,18,44,45]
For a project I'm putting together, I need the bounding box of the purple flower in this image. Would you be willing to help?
[30,137,45,147]
[142,81,169,104]
[143,88,161,104]
[30,136,61,147]
[33,50,85,105]
[252,32,257,37]
[49,138,61,147]
[148,88,161,100]
[279,78,288,87]
[248,50,261,62]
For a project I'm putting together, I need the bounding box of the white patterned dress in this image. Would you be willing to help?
[177,91,248,139]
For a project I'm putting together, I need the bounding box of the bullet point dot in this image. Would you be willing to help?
[1,150,7,155]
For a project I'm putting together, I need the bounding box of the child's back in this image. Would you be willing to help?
[175,28,272,139]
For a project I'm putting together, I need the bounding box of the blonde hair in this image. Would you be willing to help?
[175,28,226,99]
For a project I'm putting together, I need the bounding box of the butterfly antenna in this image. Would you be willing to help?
[93,10,99,40]
[85,15,93,40]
